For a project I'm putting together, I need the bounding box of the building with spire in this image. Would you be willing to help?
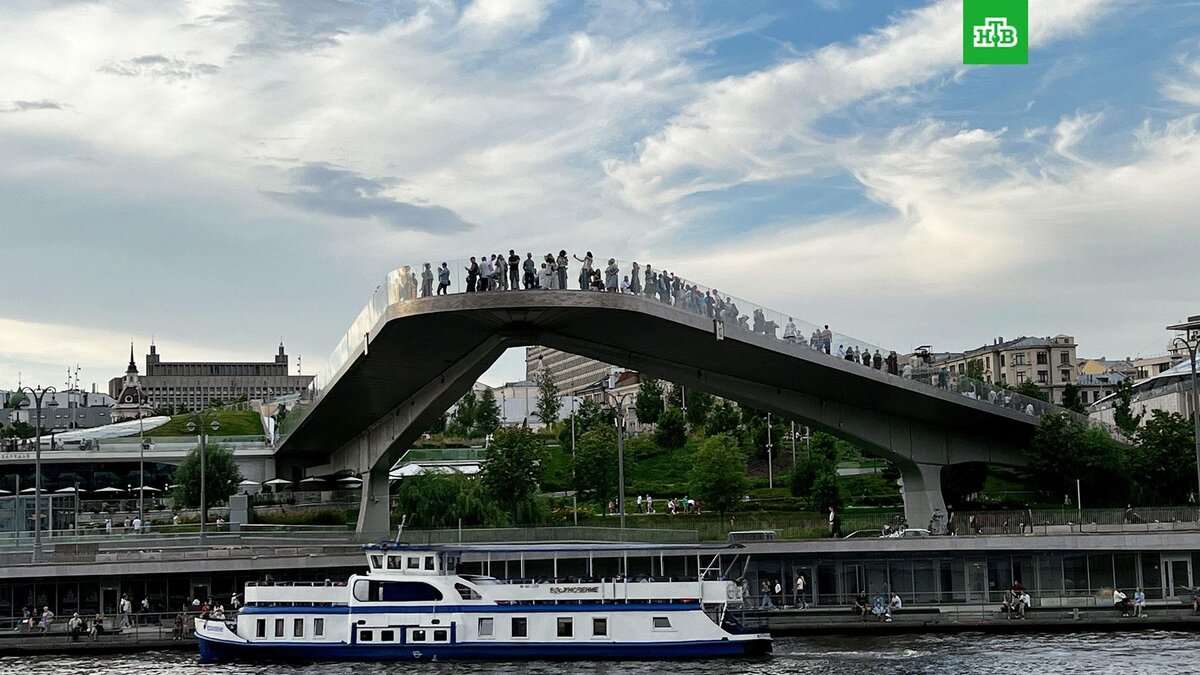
[110,343,154,422]
[108,342,314,411]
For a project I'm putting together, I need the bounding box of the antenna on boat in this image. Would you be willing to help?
[394,514,407,544]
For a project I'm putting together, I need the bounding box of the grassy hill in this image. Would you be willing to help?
[143,410,264,437]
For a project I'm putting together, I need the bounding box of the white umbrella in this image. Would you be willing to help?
[299,477,325,484]
[94,486,125,493]
[55,487,87,494]
[238,480,261,487]
[0,489,11,495]
[19,487,38,494]
[338,476,363,488]
[134,486,161,492]
[264,478,293,486]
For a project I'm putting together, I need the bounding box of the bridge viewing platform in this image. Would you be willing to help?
[276,257,1119,532]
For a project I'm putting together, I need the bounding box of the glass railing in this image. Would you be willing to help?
[292,255,1116,441]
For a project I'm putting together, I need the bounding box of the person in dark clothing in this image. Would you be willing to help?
[523,253,537,289]
[873,350,883,370]
[861,348,871,366]
[886,351,899,375]
[465,257,479,293]
[508,250,520,289]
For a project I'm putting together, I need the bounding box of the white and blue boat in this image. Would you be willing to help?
[195,542,771,662]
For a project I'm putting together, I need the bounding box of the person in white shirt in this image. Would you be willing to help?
[794,575,807,609]
[1113,588,1129,616]
[889,593,903,613]
[783,319,797,342]
[132,517,142,533]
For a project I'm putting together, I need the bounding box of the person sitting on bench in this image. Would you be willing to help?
[1113,589,1133,616]
[89,613,106,641]
[853,591,869,619]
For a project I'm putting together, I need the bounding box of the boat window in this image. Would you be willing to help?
[407,556,420,569]
[412,629,426,642]
[434,629,447,642]
[387,555,402,569]
[314,618,324,637]
[256,619,266,638]
[425,555,436,571]
[455,583,482,600]
[478,617,494,637]
[557,617,573,638]
[274,619,285,637]
[446,556,458,572]
[511,617,528,638]
[353,579,371,602]
[369,555,382,569]
[381,630,395,642]
[360,630,373,642]
[653,617,672,630]
[592,617,608,637]
[379,581,443,602]
[293,618,304,637]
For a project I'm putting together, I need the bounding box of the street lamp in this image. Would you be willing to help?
[1167,317,1200,498]
[766,412,774,490]
[185,413,222,539]
[17,386,57,562]
[598,384,634,530]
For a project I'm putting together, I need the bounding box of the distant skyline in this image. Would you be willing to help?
[3,0,1199,391]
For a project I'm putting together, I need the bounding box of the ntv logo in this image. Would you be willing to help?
[972,18,1018,48]
[963,0,1028,65]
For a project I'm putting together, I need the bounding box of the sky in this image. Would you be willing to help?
[2,0,1199,392]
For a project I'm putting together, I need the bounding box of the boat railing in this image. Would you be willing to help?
[245,581,348,587]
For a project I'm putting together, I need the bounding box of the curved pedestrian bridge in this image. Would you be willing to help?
[276,257,1101,530]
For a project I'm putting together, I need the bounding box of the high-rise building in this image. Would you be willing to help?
[108,343,314,411]
[524,347,613,395]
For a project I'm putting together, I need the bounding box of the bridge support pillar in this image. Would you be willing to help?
[899,462,946,530]
[356,465,390,537]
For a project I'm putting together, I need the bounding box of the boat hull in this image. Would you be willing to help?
[198,634,771,662]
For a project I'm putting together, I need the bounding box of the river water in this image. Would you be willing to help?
[1,633,1190,674]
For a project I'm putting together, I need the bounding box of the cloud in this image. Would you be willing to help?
[0,100,65,113]
[605,0,1119,214]
[459,0,551,34]
[264,163,474,234]
[99,54,221,82]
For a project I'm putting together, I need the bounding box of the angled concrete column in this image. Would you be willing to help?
[356,465,391,537]
[898,462,946,530]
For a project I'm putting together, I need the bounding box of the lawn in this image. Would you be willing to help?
[143,410,264,437]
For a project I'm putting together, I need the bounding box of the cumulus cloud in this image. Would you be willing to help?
[606,0,1119,214]
[99,54,220,82]
[459,0,551,34]
[264,163,473,234]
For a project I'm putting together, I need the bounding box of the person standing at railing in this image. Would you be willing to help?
[783,318,797,343]
[605,259,619,292]
[873,350,883,370]
[538,262,554,289]
[420,263,433,297]
[575,251,594,290]
[643,265,654,297]
[556,250,569,290]
[543,253,558,289]
[886,351,899,375]
[508,250,521,290]
[479,255,494,291]
[465,257,479,293]
[119,594,131,629]
[821,325,832,354]
[437,262,451,295]
[522,253,536,289]
[629,262,641,294]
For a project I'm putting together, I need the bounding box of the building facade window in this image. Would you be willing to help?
[1061,369,1071,383]
[1014,353,1027,366]
[1060,352,1070,365]
[1037,371,1048,384]
[1037,352,1048,365]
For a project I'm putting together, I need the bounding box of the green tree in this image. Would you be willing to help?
[571,426,620,511]
[1113,379,1144,435]
[1130,410,1196,505]
[942,463,990,506]
[703,399,741,437]
[424,411,448,435]
[532,367,561,426]
[393,473,507,528]
[1026,413,1129,506]
[688,434,747,517]
[810,470,843,513]
[635,377,664,426]
[0,421,35,439]
[169,443,243,516]
[966,359,985,380]
[683,390,714,428]
[474,388,502,436]
[5,392,27,409]
[449,390,478,436]
[789,455,834,499]
[1014,381,1048,402]
[557,398,615,449]
[480,427,547,523]
[655,406,688,449]
[1061,384,1086,414]
[272,405,289,430]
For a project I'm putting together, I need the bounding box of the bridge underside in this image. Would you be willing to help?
[277,293,1035,535]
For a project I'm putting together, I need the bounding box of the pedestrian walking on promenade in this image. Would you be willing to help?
[523,253,536,289]
[556,250,569,290]
[605,258,619,292]
[437,262,451,295]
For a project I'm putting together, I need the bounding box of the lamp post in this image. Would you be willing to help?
[766,412,774,490]
[138,380,148,525]
[599,386,634,530]
[1168,317,1200,500]
[185,413,221,540]
[17,386,57,562]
